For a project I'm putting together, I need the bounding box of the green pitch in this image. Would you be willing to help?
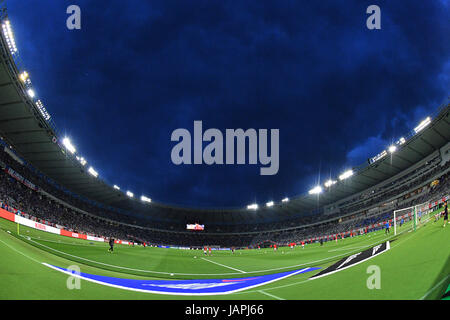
[0,213,448,300]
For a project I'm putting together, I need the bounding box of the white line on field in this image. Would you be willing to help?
[22,236,199,276]
[234,279,311,295]
[201,257,246,273]
[26,236,105,247]
[21,232,395,277]
[258,290,285,300]
[0,238,42,264]
[233,225,430,296]
[328,245,368,252]
[419,275,450,300]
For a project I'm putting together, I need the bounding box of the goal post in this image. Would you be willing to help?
[393,205,414,235]
[393,200,437,235]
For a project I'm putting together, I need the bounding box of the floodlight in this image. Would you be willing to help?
[308,186,323,195]
[113,185,120,190]
[126,191,134,198]
[339,169,353,181]
[27,89,35,98]
[19,71,29,82]
[62,137,76,154]
[76,156,87,166]
[324,180,337,188]
[247,203,258,210]
[88,167,98,177]
[414,117,431,133]
[266,201,274,207]
[397,137,406,145]
[141,195,152,203]
[281,197,289,203]
[388,145,397,153]
[2,20,17,54]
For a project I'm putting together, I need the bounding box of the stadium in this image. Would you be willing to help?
[0,2,449,304]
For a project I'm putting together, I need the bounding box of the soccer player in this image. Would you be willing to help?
[443,201,448,227]
[108,238,115,253]
[385,222,390,234]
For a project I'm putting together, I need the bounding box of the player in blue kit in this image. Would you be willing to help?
[385,222,390,234]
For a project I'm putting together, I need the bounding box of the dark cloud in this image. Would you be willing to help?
[6,0,450,208]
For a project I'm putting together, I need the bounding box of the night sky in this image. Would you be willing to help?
[6,0,450,208]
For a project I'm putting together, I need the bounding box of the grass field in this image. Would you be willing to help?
[0,212,448,300]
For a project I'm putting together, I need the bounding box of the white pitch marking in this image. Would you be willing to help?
[21,233,395,276]
[0,238,41,263]
[201,257,246,273]
[258,290,285,300]
[419,275,450,300]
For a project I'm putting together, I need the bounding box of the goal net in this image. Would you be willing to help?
[393,200,436,235]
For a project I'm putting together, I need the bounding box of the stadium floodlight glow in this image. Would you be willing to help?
[397,137,406,145]
[87,167,98,178]
[324,179,337,188]
[414,117,431,133]
[113,185,120,190]
[339,169,354,181]
[76,156,87,166]
[19,71,29,82]
[308,185,323,195]
[141,195,152,203]
[62,137,76,154]
[27,89,35,98]
[266,201,274,207]
[247,203,258,210]
[388,145,397,153]
[126,191,134,198]
[2,20,18,54]
[281,197,289,203]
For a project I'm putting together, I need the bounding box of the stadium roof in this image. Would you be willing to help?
[0,13,449,225]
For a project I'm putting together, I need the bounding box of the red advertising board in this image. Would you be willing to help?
[60,229,87,240]
[0,208,15,222]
